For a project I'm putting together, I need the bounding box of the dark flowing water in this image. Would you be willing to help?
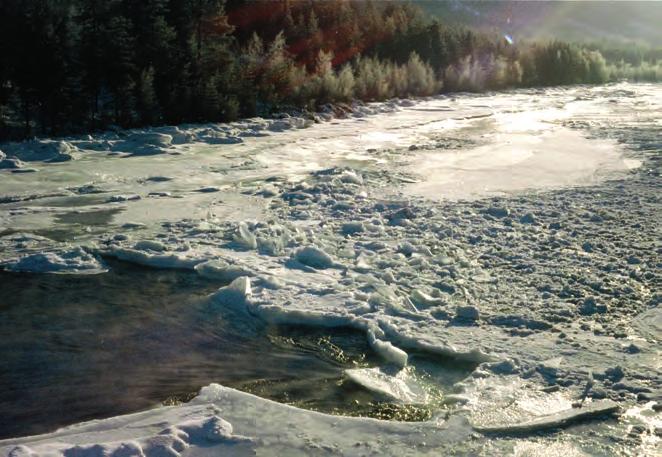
[0,260,474,440]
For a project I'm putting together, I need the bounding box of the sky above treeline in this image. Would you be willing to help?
[416,1,662,46]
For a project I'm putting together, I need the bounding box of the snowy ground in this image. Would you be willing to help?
[0,83,660,456]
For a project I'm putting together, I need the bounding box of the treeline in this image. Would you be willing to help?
[0,0,659,141]
[585,42,662,83]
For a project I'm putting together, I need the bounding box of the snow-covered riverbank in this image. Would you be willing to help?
[1,83,660,456]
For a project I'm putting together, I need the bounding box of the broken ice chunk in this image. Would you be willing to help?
[411,289,446,309]
[341,222,365,236]
[292,246,336,269]
[367,330,408,367]
[232,222,257,250]
[345,367,428,403]
[134,240,166,252]
[473,400,620,434]
[456,306,480,321]
[195,260,253,282]
[339,171,363,185]
[211,276,252,307]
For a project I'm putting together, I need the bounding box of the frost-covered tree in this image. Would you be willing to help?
[336,64,356,101]
[405,52,438,96]
[311,50,339,104]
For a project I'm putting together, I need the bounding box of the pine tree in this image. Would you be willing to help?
[104,14,137,125]
[262,31,294,106]
[78,0,114,125]
[187,0,234,120]
[136,67,159,124]
[0,0,13,135]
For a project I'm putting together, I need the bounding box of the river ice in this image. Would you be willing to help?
[0,83,660,456]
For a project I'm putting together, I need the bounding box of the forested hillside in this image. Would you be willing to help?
[416,0,662,47]
[0,0,659,140]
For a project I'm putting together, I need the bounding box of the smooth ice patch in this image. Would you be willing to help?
[405,128,639,200]
[459,374,620,434]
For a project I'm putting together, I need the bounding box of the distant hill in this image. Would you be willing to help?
[414,0,662,46]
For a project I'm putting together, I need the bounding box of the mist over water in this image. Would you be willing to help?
[0,259,473,439]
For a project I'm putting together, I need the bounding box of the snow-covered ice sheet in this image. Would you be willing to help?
[0,384,474,457]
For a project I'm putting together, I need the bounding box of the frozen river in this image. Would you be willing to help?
[0,83,660,456]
